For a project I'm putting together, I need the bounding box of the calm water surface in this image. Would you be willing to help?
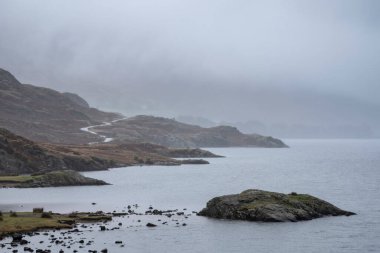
[1,139,380,252]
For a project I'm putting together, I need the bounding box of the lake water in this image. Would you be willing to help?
[1,139,380,252]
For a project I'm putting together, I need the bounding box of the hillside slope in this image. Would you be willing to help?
[0,69,286,147]
[91,115,287,148]
[0,128,116,175]
[0,68,120,144]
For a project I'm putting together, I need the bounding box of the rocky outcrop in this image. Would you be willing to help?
[91,115,288,148]
[17,170,108,188]
[160,148,223,158]
[198,189,355,222]
[114,143,223,158]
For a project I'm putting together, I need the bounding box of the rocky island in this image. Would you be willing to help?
[198,189,355,222]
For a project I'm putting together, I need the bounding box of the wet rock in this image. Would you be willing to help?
[152,209,162,215]
[20,239,29,245]
[11,233,23,243]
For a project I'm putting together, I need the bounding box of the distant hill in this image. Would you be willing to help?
[0,68,120,144]
[90,115,288,148]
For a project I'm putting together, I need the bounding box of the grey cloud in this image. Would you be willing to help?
[0,0,379,136]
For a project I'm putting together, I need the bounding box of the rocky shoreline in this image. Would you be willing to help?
[0,127,223,176]
[198,189,356,222]
[0,205,196,252]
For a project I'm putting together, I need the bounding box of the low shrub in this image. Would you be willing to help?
[33,208,44,213]
[41,212,52,218]
[68,212,78,218]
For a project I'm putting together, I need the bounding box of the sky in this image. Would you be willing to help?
[0,0,379,136]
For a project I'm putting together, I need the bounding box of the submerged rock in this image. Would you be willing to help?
[198,189,355,222]
[181,159,210,165]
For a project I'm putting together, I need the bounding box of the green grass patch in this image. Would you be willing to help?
[0,211,112,235]
[0,212,72,235]
[0,175,35,183]
[287,194,315,202]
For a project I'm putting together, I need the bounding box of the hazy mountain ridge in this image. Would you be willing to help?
[0,69,287,147]
[177,116,377,139]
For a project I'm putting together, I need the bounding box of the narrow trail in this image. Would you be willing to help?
[80,117,127,144]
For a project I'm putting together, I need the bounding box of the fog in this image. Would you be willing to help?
[0,0,379,137]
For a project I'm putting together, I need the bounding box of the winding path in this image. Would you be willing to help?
[80,117,127,144]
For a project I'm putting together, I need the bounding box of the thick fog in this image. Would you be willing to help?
[0,0,379,137]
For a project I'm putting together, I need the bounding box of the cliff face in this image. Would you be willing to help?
[0,68,120,144]
[91,115,288,148]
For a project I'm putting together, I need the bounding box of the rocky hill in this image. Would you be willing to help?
[91,115,288,148]
[0,68,120,144]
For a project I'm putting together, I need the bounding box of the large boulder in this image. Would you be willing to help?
[198,189,355,222]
